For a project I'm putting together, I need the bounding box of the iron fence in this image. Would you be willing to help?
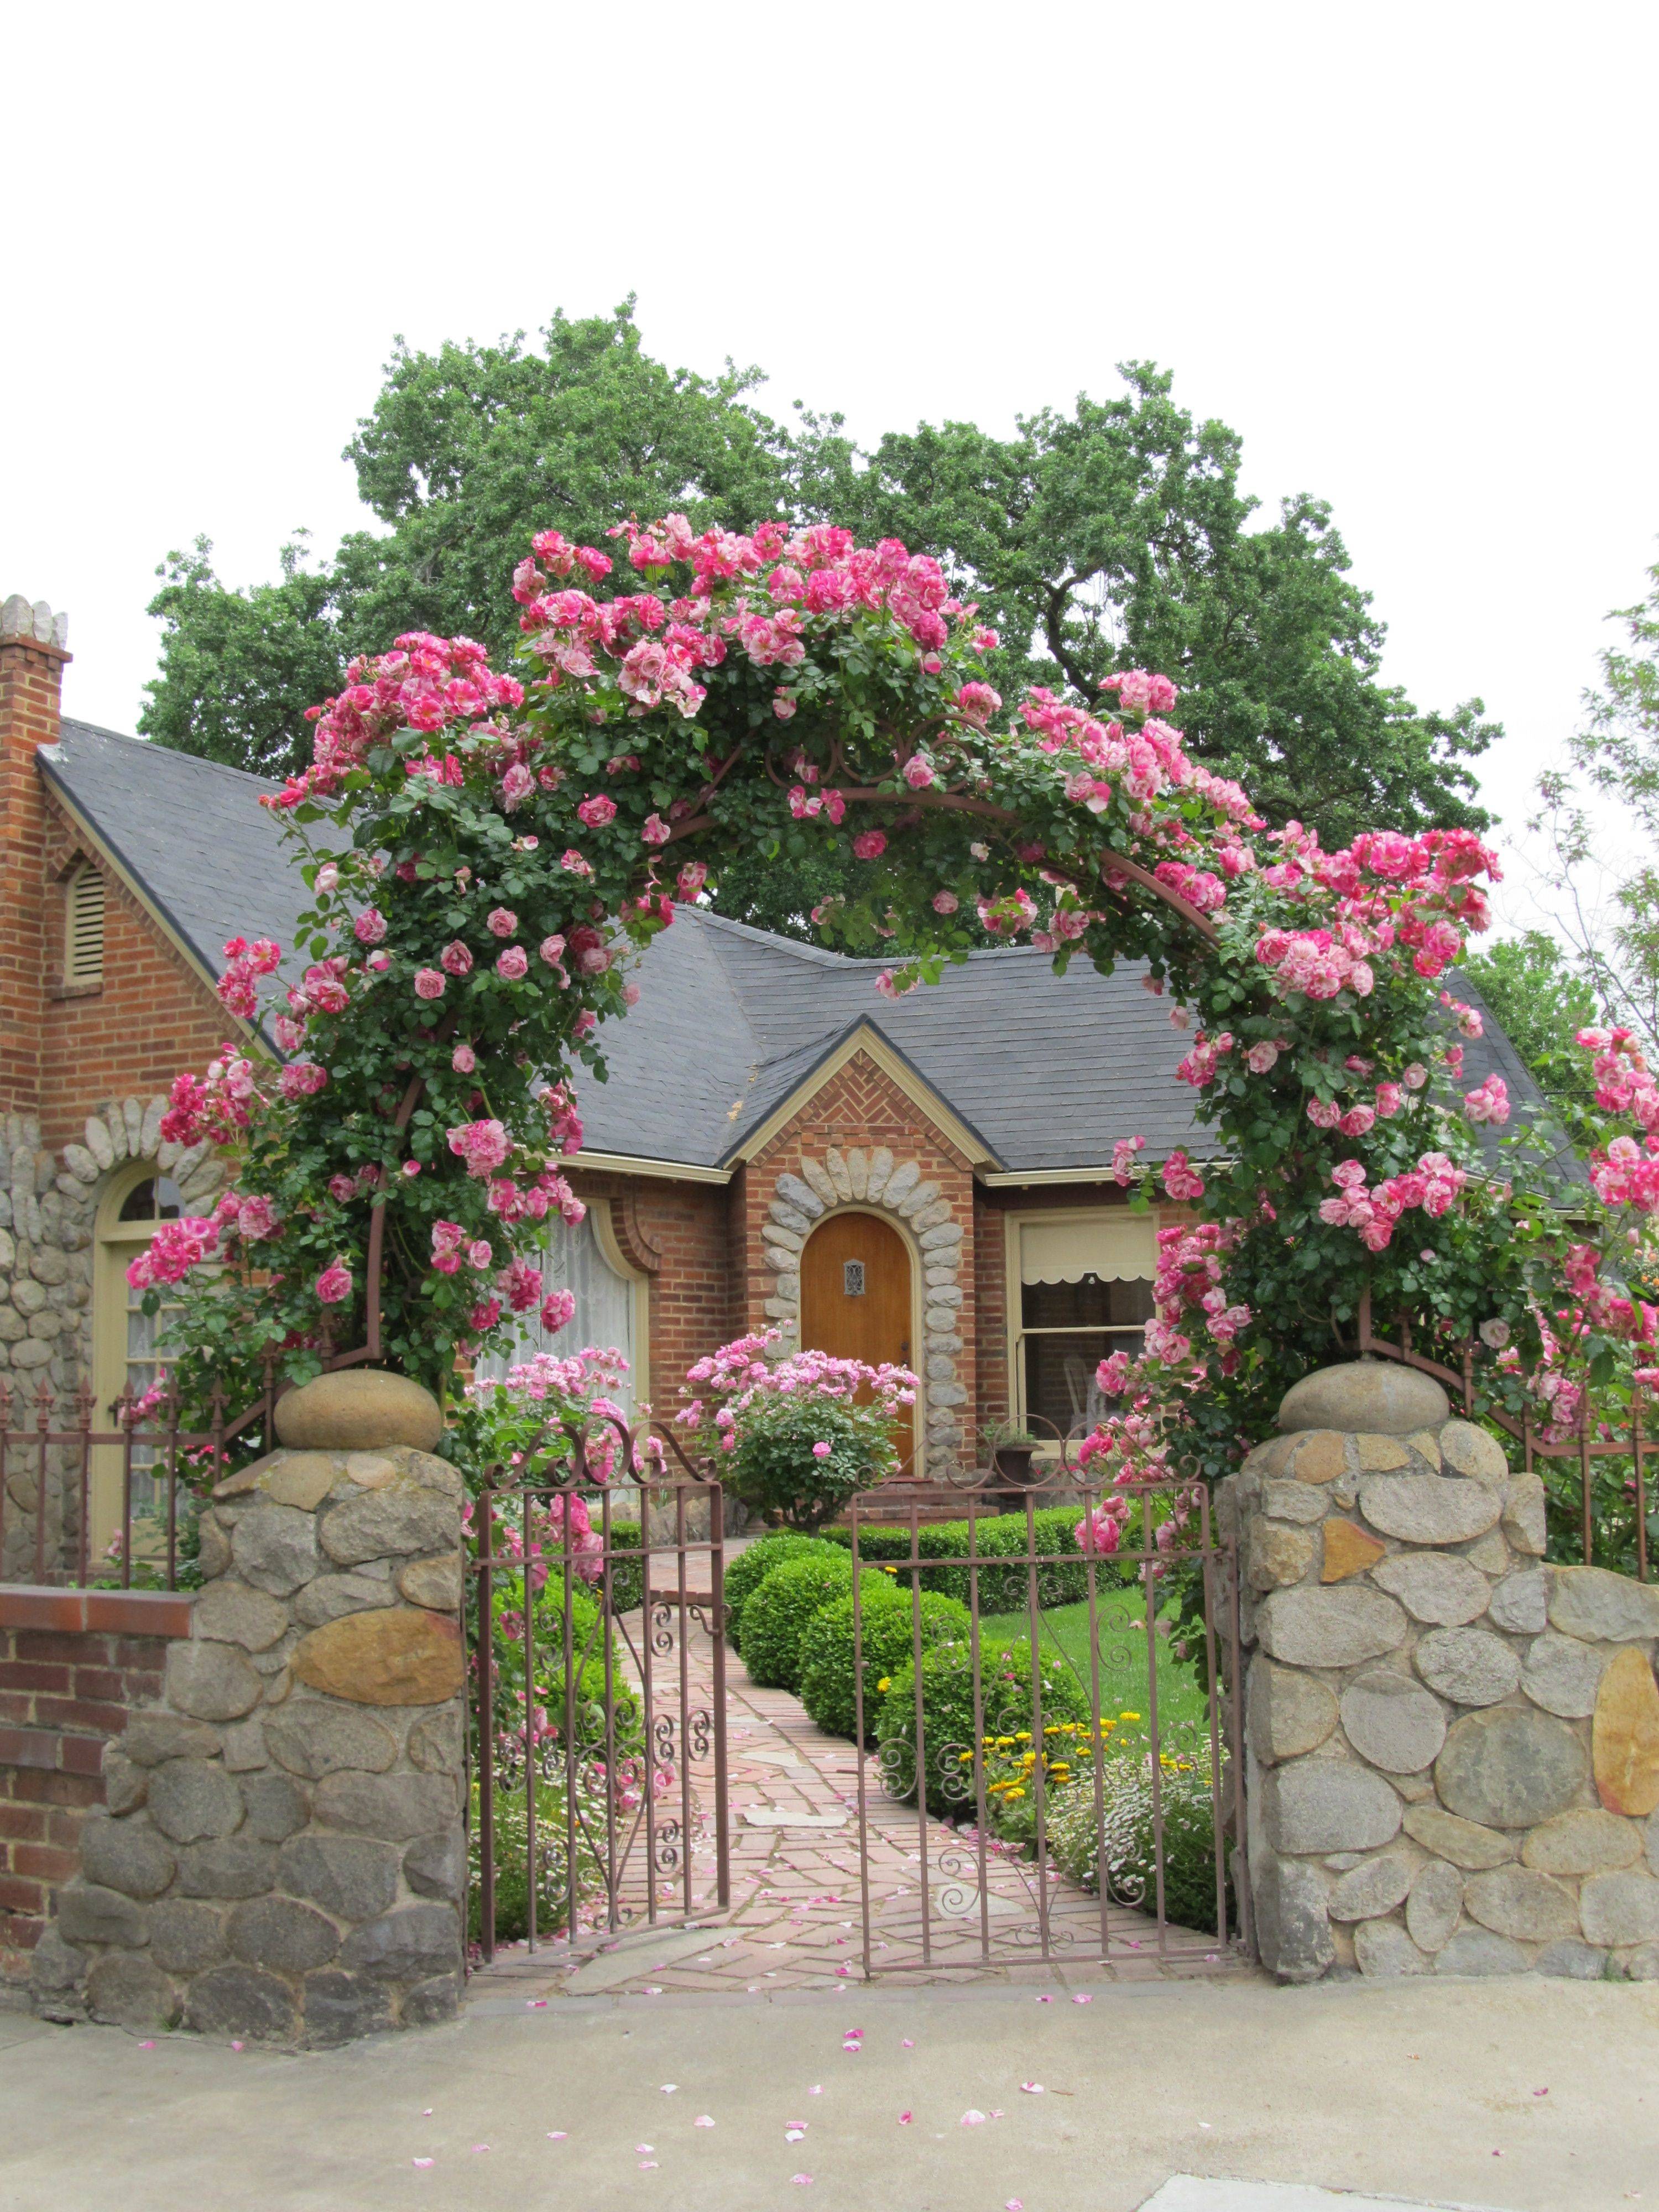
[847,1475,1249,1975]
[467,1420,729,1970]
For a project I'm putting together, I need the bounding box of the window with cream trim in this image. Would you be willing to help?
[1005,1211,1157,1442]
[478,1205,649,1416]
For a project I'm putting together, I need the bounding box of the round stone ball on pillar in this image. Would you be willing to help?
[1277,1358,1449,1438]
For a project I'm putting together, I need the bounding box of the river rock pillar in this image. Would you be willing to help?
[1220,1359,1659,1985]
[33,1370,470,2044]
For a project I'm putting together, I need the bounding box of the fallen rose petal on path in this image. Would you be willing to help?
[547,2131,567,2141]
[412,2158,434,2169]
[961,2110,988,2126]
[1021,2083,1045,2094]
[898,2112,912,2126]
[695,2116,716,2128]
[791,2175,813,2187]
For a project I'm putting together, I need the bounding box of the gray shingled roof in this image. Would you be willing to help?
[41,721,310,1015]
[37,719,1553,1177]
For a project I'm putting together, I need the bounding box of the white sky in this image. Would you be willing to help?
[3,1,1655,934]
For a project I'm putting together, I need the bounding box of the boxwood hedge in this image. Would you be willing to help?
[875,1636,1089,1817]
[797,1586,971,1744]
[721,1533,843,1651]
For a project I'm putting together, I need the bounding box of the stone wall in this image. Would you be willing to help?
[30,1373,468,2044]
[0,1095,226,1582]
[1222,1361,1659,1983]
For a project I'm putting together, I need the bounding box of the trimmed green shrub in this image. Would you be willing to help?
[739,1552,885,1692]
[876,1636,1089,1817]
[598,1519,644,1615]
[1047,1756,1230,1937]
[798,1587,972,1743]
[822,1505,1120,1611]
[721,1533,842,1651]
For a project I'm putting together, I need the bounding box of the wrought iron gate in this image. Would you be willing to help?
[846,1476,1249,1975]
[468,1426,729,1968]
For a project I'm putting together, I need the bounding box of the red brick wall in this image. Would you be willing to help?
[0,1587,191,1987]
[37,805,231,1154]
[0,635,69,1117]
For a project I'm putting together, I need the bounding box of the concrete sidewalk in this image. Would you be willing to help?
[2,1973,1655,2212]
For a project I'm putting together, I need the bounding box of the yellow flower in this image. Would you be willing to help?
[958,1751,974,1764]
[1015,1730,1032,1742]
[882,1563,898,1573]
[1005,1787,1025,1800]
[875,1677,891,1693]
[1119,1710,1142,1721]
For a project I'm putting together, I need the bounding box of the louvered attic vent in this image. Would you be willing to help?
[65,864,105,985]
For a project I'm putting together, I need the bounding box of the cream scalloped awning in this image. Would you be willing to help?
[1018,1215,1157,1286]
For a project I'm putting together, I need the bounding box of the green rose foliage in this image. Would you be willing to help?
[797,1587,971,1744]
[720,1533,843,1651]
[727,1394,897,1531]
[877,1639,1088,1819]
[738,1553,883,1693]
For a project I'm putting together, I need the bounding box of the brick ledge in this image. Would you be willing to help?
[0,1584,194,1637]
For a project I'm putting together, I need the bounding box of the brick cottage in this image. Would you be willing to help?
[0,588,1547,1547]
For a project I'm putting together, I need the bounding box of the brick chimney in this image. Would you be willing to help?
[0,596,71,1117]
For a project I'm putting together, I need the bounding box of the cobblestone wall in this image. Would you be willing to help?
[30,1372,468,2044]
[0,1097,226,1582]
[1221,1361,1659,1983]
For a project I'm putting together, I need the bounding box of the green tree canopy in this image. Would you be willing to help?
[141,327,1499,917]
[1460,930,1601,1110]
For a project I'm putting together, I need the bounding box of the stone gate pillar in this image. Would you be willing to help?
[34,1371,469,2044]
[1220,1359,1659,1984]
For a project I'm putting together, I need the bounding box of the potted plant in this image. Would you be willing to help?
[980,1419,1047,1489]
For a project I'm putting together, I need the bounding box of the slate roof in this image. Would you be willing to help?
[41,721,309,1014]
[36,721,1554,1178]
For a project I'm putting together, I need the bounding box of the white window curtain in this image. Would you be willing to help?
[478,1214,637,1413]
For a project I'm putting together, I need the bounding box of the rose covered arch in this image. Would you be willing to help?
[143,513,1659,1501]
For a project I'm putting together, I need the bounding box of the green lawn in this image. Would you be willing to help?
[974,1587,1214,1757]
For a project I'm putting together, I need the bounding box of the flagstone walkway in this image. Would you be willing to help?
[468,1601,1251,2006]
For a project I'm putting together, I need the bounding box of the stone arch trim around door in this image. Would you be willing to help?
[761,1147,966,1477]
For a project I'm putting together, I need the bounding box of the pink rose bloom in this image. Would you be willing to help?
[902,755,936,790]
[677,863,708,901]
[577,794,617,829]
[773,692,797,720]
[953,681,1001,726]
[1245,1042,1279,1075]
[932,890,959,915]
[496,946,529,979]
[561,849,593,877]
[1403,1063,1428,1090]
[1339,1105,1376,1136]
[452,1043,476,1073]
[366,951,390,972]
[811,1441,832,1460]
[353,907,387,945]
[315,1262,352,1306]
[852,831,886,860]
[540,1287,577,1333]
[487,907,518,938]
[1374,1081,1404,1118]
[573,1009,597,1040]
[401,1159,421,1177]
[328,1173,354,1203]
[500,763,534,808]
[440,941,473,976]
[277,1062,328,1100]
[539,933,566,967]
[641,813,671,846]
[1305,1098,1341,1128]
[466,1239,493,1271]
[236,1196,278,1240]
[414,968,446,1000]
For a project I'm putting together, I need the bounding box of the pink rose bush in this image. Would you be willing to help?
[677,1331,917,1529]
[134,509,1652,1564]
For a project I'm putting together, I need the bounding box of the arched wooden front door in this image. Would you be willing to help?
[799,1211,916,1475]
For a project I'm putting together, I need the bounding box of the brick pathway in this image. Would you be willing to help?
[469,1601,1249,2005]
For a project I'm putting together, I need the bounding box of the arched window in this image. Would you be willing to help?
[478,1208,648,1416]
[64,862,106,987]
[91,1164,190,1554]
